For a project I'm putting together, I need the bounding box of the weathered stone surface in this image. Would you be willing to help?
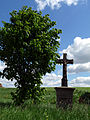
[55,53,75,109]
[55,87,75,109]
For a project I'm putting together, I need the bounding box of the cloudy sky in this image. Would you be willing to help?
[0,0,90,87]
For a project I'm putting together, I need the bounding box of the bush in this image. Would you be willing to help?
[79,92,90,104]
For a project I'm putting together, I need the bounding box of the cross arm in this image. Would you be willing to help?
[56,59,63,64]
[67,59,73,64]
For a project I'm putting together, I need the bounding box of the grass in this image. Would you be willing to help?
[0,87,90,120]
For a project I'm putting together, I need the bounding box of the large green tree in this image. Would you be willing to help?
[0,6,62,105]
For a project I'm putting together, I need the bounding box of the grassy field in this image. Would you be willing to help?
[0,87,90,120]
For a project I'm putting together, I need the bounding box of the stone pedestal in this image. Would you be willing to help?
[55,87,75,109]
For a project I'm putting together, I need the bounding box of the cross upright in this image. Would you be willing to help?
[57,53,73,87]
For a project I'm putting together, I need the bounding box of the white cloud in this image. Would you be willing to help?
[60,37,90,64]
[70,76,90,87]
[60,37,90,73]
[0,69,62,88]
[59,37,90,87]
[56,38,61,42]
[0,61,6,71]
[0,78,16,88]
[68,62,90,73]
[0,61,16,88]
[41,73,62,87]
[35,0,86,10]
[65,0,78,5]
[35,0,47,11]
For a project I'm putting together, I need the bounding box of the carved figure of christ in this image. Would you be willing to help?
[56,53,73,87]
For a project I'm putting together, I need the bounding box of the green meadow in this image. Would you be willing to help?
[0,87,90,120]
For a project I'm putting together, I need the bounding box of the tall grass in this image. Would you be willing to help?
[0,87,90,120]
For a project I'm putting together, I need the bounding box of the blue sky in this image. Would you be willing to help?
[0,0,90,87]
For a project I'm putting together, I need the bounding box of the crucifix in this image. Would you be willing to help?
[56,53,73,87]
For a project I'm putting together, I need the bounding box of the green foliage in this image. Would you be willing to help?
[73,88,90,104]
[0,6,62,105]
[0,87,90,120]
[79,92,90,104]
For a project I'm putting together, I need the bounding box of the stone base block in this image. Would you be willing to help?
[55,87,75,109]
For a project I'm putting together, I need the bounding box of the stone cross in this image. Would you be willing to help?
[56,53,73,87]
